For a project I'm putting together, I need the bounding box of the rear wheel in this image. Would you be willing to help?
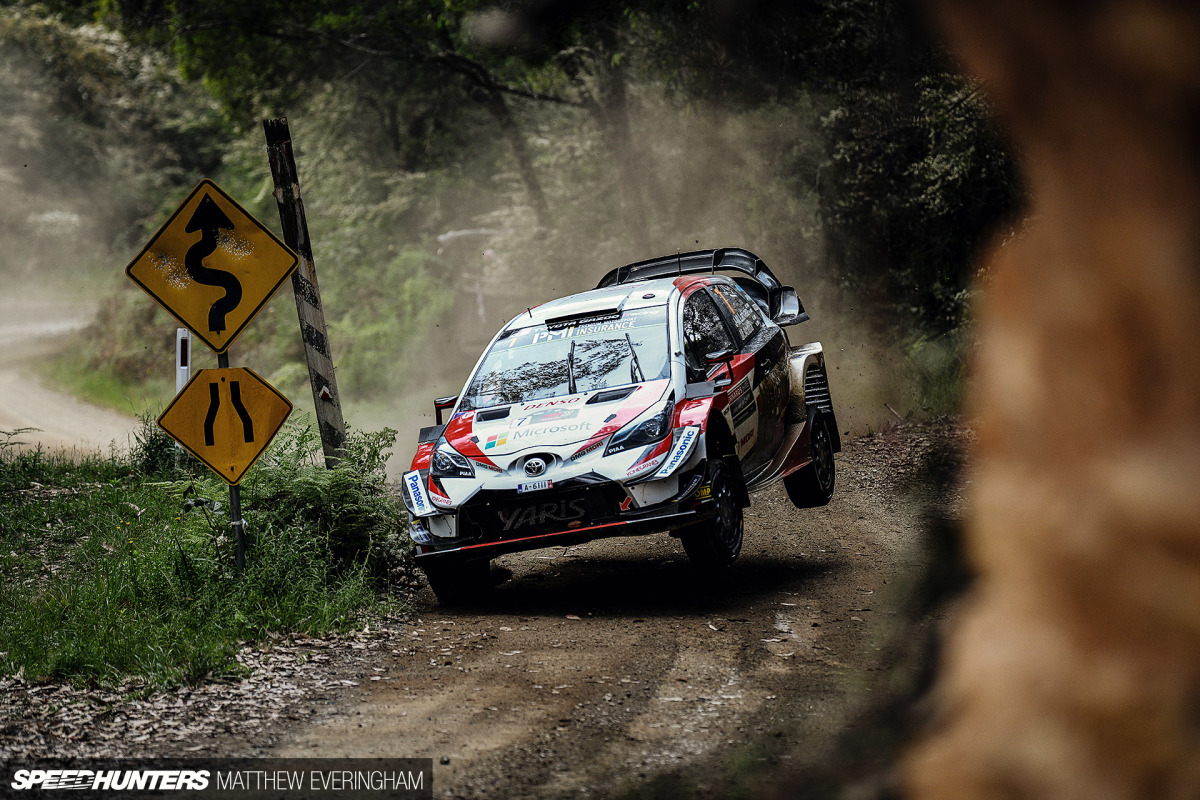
[681,460,745,568]
[784,412,835,508]
[420,558,491,605]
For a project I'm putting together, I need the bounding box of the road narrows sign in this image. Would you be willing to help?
[126,179,299,354]
[158,367,293,485]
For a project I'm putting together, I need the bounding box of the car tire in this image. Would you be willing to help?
[420,558,491,606]
[784,412,836,508]
[681,459,745,568]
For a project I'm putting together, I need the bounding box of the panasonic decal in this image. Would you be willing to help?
[654,426,700,479]
[402,470,437,517]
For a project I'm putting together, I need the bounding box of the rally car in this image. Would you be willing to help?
[401,247,839,603]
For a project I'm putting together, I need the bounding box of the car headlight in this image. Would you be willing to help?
[431,441,475,478]
[605,397,675,456]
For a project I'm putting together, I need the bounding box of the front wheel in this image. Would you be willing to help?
[420,558,491,606]
[784,412,836,508]
[681,460,745,568]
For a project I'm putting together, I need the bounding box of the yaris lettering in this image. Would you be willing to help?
[499,498,588,531]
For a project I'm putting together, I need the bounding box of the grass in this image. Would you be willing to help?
[0,417,411,686]
[41,350,174,418]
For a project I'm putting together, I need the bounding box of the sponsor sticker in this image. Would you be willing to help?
[569,439,604,461]
[626,452,667,478]
[517,408,579,426]
[409,519,432,545]
[403,470,436,517]
[427,479,453,507]
[695,484,712,500]
[654,426,700,479]
[484,433,508,450]
[511,422,591,440]
[517,480,553,493]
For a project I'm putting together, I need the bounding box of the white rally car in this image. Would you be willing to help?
[401,248,839,603]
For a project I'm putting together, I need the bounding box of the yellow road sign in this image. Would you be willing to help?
[159,367,293,485]
[126,179,298,354]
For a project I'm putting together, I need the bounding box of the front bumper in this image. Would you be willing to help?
[411,465,715,563]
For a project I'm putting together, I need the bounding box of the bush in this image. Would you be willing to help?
[0,418,410,686]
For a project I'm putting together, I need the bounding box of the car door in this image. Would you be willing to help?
[708,283,791,476]
[681,287,758,468]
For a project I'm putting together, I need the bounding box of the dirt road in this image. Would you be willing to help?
[0,297,137,453]
[266,427,952,798]
[0,422,954,797]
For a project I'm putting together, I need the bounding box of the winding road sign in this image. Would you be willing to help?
[126,180,298,354]
[158,367,293,484]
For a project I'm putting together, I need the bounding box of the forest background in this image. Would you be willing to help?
[0,0,1021,455]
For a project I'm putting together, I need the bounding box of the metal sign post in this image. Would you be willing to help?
[218,351,244,572]
[175,329,191,469]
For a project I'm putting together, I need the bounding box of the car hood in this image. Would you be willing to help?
[444,379,672,463]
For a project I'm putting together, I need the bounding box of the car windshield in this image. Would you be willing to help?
[460,305,671,411]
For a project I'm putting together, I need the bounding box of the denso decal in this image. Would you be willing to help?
[499,498,587,531]
[511,422,591,440]
[654,426,700,479]
[522,397,584,411]
[402,470,436,517]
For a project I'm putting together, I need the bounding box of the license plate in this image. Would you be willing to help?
[517,480,552,493]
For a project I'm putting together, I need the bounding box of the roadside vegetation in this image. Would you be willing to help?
[0,419,408,686]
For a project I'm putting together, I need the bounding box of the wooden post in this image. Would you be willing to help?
[262,118,346,467]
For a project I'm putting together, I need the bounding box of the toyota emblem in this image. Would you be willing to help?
[524,457,547,477]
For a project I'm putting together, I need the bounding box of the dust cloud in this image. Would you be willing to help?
[364,89,912,471]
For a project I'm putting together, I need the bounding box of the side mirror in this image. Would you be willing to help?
[772,287,810,326]
[705,347,735,387]
[434,395,459,426]
[705,347,735,363]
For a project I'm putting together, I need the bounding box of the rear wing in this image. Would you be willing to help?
[596,247,809,325]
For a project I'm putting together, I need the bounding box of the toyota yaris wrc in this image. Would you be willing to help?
[401,248,840,603]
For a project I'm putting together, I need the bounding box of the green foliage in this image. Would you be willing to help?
[0,420,409,686]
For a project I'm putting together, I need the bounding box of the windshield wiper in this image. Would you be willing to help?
[625,333,646,383]
[567,339,578,395]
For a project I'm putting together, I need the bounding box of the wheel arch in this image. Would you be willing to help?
[705,412,750,507]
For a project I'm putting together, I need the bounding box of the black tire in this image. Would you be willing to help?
[420,558,491,605]
[784,412,836,508]
[681,459,745,568]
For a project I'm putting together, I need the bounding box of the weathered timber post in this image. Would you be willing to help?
[263,118,346,467]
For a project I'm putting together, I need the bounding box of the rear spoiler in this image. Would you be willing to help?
[596,247,809,325]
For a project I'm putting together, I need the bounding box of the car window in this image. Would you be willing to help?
[460,306,670,410]
[712,284,763,342]
[682,290,737,369]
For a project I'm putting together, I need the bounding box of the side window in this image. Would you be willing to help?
[682,291,737,369]
[712,284,763,342]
